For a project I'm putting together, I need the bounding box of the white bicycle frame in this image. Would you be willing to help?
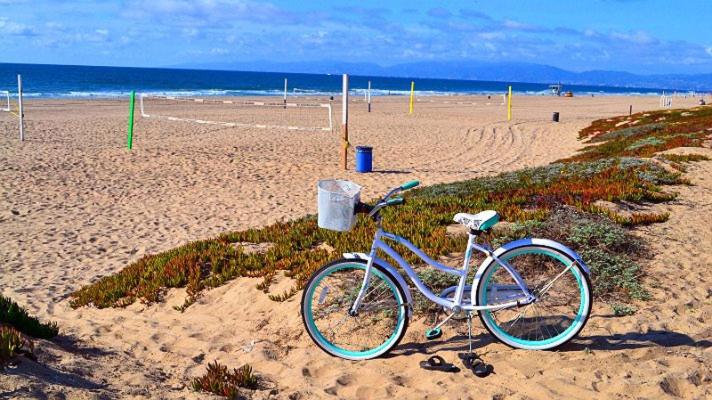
[349,228,537,315]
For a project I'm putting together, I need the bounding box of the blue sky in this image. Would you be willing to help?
[1,0,712,74]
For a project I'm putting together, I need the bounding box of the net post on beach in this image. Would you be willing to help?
[340,73,349,170]
[507,85,512,121]
[1,74,25,141]
[127,90,135,150]
[409,81,415,114]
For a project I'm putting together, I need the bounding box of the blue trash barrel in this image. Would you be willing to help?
[355,146,373,173]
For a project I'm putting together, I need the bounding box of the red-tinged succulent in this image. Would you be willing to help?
[192,360,259,398]
[69,106,711,311]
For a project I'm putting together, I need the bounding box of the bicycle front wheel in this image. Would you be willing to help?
[301,259,408,360]
[476,245,592,350]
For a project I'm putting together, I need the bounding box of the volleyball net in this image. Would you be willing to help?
[1,90,9,112]
[139,94,333,132]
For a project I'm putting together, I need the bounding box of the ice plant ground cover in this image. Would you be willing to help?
[0,295,58,367]
[69,107,711,312]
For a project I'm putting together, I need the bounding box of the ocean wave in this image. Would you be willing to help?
[14,88,670,99]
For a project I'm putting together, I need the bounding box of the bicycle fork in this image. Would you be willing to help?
[349,230,382,316]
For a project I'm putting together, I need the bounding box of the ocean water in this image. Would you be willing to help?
[0,62,670,99]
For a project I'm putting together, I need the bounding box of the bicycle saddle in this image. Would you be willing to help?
[453,210,500,231]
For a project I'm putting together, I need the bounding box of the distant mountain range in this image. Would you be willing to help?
[177,60,712,91]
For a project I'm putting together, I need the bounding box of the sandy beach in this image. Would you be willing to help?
[1,95,710,399]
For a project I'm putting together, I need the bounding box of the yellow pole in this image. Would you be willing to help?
[409,81,415,114]
[507,85,512,121]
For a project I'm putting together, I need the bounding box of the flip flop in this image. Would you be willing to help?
[459,353,494,378]
[419,355,460,373]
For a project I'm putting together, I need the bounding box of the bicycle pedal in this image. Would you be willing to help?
[425,327,442,340]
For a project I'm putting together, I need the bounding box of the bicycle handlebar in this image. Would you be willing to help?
[386,197,405,206]
[355,180,418,218]
[400,180,420,190]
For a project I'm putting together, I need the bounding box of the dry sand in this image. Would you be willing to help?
[1,95,709,399]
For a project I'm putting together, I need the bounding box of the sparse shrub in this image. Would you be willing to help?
[496,207,649,301]
[611,303,637,316]
[0,325,33,367]
[192,361,259,398]
[417,268,460,293]
[627,137,665,151]
[660,154,710,163]
[567,107,711,161]
[0,296,58,339]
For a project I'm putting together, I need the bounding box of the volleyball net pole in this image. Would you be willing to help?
[127,90,135,150]
[283,78,288,109]
[18,74,24,142]
[341,73,349,170]
[409,81,415,114]
[507,85,512,121]
[367,80,371,112]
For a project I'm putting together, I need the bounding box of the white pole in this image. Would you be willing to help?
[18,74,24,142]
[341,74,349,170]
[283,78,287,109]
[367,80,371,112]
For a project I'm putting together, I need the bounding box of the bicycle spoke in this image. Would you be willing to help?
[305,264,404,356]
[478,247,590,349]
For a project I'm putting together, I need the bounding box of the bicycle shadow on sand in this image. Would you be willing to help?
[388,329,711,358]
[560,330,712,352]
[387,332,498,357]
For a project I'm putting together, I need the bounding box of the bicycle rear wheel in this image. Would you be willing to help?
[476,245,592,350]
[301,259,408,360]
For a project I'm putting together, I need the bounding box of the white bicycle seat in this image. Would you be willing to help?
[453,210,500,231]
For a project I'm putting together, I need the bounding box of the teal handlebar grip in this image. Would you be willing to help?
[400,180,420,190]
[386,197,405,206]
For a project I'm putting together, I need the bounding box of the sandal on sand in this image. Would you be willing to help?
[459,353,494,378]
[419,355,460,373]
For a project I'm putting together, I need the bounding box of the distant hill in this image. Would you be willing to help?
[177,60,712,91]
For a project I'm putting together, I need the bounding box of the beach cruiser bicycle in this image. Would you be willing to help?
[301,180,592,361]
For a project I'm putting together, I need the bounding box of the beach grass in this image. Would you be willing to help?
[0,296,57,367]
[69,106,711,311]
[0,325,34,367]
[0,295,59,339]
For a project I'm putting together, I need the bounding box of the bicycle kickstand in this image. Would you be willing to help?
[459,312,494,377]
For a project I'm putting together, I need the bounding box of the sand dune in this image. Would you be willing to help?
[1,95,709,398]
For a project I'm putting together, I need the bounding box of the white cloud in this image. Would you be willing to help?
[706,46,712,56]
[0,17,36,36]
[182,27,199,38]
[610,30,655,45]
[478,32,505,40]
[123,0,303,27]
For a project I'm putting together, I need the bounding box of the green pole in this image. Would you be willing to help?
[127,90,135,150]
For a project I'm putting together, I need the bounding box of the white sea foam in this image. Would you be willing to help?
[19,88,668,99]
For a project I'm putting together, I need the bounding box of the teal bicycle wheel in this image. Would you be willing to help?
[476,245,592,350]
[301,259,408,360]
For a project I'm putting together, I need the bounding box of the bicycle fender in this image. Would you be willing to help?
[343,252,414,318]
[470,238,590,305]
